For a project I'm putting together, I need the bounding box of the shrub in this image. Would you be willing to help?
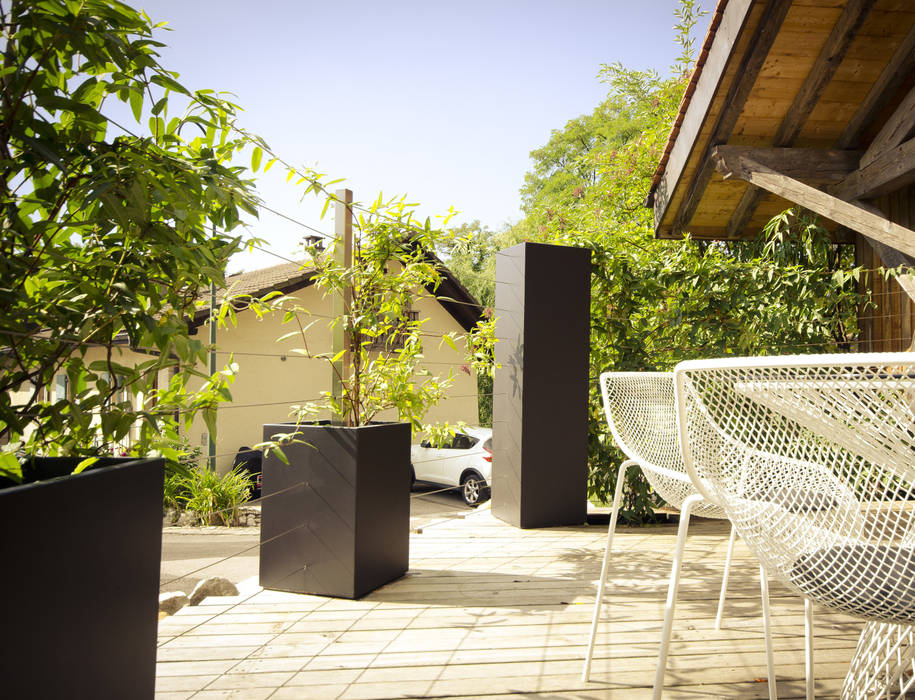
[170,466,252,526]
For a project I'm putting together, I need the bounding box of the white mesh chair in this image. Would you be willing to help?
[582,372,778,700]
[674,352,915,699]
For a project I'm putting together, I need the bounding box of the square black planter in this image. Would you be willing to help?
[0,456,164,699]
[259,421,411,599]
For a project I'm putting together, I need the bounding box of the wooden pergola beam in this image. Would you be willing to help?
[830,136,915,202]
[847,205,915,305]
[723,0,876,238]
[711,147,915,260]
[859,83,915,170]
[714,147,860,182]
[723,145,860,238]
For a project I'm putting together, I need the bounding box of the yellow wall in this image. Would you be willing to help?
[79,346,174,449]
[14,281,477,463]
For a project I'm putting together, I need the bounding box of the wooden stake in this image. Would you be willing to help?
[331,189,353,423]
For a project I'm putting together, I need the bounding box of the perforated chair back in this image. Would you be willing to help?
[674,353,915,625]
[600,372,726,519]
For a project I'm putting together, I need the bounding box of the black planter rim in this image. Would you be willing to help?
[2,455,162,493]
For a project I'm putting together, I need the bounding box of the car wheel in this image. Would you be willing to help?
[461,471,489,507]
[410,465,416,490]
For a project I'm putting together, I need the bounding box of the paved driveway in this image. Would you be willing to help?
[160,483,474,594]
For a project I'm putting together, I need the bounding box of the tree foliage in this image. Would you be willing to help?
[242,194,474,447]
[455,0,865,520]
[0,0,261,479]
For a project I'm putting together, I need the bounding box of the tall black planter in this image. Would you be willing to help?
[259,422,411,599]
[0,456,164,699]
[492,242,590,528]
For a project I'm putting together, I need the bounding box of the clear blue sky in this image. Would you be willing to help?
[136,1,702,272]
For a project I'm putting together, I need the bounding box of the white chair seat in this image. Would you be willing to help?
[789,544,915,622]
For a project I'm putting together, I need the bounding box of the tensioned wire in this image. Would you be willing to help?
[160,468,487,591]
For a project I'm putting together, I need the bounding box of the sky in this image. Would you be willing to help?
[135,1,701,272]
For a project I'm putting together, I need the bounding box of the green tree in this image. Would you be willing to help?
[439,220,524,427]
[0,0,261,478]
[512,1,863,520]
[441,221,499,309]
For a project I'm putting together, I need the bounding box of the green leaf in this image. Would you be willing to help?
[129,88,143,122]
[0,453,23,483]
[251,146,263,172]
[73,457,100,475]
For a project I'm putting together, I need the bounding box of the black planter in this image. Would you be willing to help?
[0,456,164,699]
[492,242,590,528]
[259,421,411,599]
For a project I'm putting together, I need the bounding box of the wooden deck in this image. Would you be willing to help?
[156,508,863,699]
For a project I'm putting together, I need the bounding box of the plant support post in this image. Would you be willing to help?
[332,188,353,421]
[209,277,217,471]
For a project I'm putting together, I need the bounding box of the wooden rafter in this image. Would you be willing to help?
[777,0,877,147]
[859,83,915,170]
[838,23,915,150]
[711,147,915,260]
[830,136,915,202]
[724,0,877,238]
[670,0,793,236]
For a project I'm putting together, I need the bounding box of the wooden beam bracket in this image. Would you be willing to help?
[711,147,915,260]
[830,137,915,202]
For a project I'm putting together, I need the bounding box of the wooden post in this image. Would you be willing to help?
[208,223,217,471]
[331,189,353,422]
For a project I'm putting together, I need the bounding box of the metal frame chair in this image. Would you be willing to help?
[674,352,915,699]
[582,371,777,700]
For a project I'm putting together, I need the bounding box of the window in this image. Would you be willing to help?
[368,310,420,351]
[451,433,478,450]
[53,374,68,402]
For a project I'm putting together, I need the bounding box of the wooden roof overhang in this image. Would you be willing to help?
[646,0,915,273]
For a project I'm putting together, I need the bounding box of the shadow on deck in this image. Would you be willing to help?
[156,509,862,699]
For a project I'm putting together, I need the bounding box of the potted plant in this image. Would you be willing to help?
[0,2,262,695]
[254,193,482,599]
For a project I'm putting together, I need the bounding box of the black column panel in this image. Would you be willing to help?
[492,242,590,528]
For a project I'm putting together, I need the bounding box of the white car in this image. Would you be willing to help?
[410,427,493,506]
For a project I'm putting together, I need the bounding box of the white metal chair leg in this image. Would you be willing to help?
[760,564,778,700]
[652,492,703,700]
[715,523,737,630]
[582,460,637,682]
[804,598,814,700]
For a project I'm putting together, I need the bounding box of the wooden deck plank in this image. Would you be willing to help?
[156,511,866,699]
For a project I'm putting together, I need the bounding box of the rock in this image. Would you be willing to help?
[159,591,189,615]
[236,506,261,527]
[189,576,238,605]
[176,510,196,527]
